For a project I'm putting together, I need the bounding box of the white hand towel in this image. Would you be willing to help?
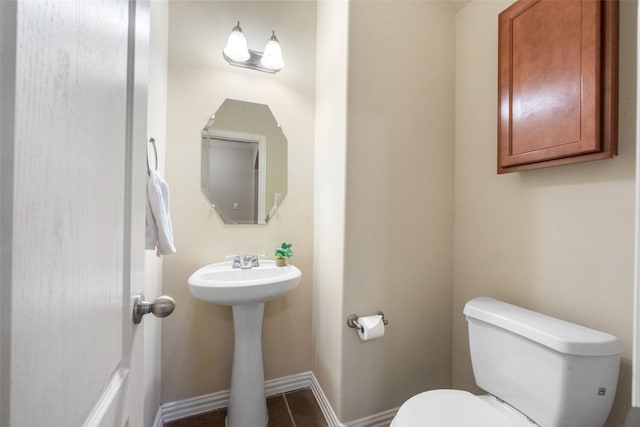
[145,170,176,256]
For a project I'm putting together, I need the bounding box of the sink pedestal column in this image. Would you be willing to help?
[227,302,268,427]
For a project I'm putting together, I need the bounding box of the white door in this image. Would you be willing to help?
[0,0,152,426]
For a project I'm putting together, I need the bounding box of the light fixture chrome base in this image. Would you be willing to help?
[223,50,280,74]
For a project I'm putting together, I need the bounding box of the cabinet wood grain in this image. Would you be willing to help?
[497,0,618,174]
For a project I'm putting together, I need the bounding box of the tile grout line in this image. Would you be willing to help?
[282,392,297,427]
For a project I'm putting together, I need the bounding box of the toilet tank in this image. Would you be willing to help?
[464,297,621,427]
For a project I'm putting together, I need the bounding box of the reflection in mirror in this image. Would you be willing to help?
[202,99,287,224]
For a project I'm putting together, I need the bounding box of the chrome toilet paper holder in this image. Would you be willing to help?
[347,311,389,332]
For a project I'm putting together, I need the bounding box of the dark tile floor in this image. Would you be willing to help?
[164,388,328,427]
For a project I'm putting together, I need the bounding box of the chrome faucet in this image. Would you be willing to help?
[241,255,253,269]
[231,255,242,269]
[251,254,261,268]
[230,254,264,269]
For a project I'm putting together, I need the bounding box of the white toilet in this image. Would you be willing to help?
[391,297,622,427]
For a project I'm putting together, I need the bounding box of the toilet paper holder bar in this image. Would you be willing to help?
[346,311,389,332]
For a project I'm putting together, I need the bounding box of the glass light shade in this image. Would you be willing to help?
[260,32,285,70]
[223,25,250,62]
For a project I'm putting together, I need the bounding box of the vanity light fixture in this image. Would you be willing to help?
[223,21,250,62]
[222,21,285,74]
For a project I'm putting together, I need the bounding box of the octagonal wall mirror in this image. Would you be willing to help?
[201,99,287,224]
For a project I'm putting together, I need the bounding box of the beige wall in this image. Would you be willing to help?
[453,1,637,425]
[341,0,456,422]
[312,0,349,418]
[312,1,457,422]
[161,1,316,402]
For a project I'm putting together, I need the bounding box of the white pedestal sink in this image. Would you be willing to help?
[188,260,301,427]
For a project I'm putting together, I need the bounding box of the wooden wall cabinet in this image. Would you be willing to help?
[497,0,619,174]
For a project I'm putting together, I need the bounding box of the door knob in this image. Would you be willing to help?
[133,294,175,324]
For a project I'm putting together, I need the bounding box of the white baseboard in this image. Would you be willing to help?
[155,371,398,427]
[343,408,398,427]
[308,372,398,427]
[152,410,163,427]
[308,371,342,426]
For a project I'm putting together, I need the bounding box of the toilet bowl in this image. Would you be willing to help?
[390,390,534,427]
[391,297,621,427]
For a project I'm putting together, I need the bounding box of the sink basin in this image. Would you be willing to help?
[188,260,301,306]
[188,259,302,426]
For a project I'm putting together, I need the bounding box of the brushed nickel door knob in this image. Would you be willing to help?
[133,294,175,324]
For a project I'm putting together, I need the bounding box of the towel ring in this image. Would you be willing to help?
[147,137,158,174]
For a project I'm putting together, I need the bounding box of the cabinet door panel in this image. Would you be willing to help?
[498,0,617,174]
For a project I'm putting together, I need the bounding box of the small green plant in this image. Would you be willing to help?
[274,242,293,259]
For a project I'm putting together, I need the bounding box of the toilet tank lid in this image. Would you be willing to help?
[463,297,622,356]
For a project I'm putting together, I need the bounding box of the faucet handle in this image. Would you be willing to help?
[251,253,265,267]
[226,254,242,268]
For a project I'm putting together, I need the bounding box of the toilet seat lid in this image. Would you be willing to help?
[392,390,532,427]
